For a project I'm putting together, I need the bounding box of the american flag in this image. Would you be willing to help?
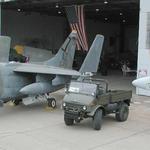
[65,5,88,51]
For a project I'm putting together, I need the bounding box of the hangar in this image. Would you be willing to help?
[0,1,150,150]
[1,0,139,74]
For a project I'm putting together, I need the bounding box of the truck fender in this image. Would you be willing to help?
[87,105,104,117]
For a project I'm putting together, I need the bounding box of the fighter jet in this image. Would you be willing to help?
[132,76,150,90]
[0,31,104,108]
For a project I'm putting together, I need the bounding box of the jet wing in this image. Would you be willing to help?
[14,63,81,76]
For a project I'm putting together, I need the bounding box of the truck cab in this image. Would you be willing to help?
[63,78,132,130]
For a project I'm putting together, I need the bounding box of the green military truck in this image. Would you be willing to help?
[62,78,132,130]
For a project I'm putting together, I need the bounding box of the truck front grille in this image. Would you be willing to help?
[65,103,83,113]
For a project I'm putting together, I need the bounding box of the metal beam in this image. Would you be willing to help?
[0,4,1,35]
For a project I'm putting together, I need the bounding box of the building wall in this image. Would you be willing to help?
[1,10,66,50]
[124,26,138,54]
[137,0,150,96]
[86,20,138,61]
[1,9,137,59]
[86,20,121,56]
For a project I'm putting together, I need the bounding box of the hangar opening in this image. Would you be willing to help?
[1,0,139,76]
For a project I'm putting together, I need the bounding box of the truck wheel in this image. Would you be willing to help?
[64,116,74,126]
[116,103,129,122]
[93,109,103,130]
[47,98,56,108]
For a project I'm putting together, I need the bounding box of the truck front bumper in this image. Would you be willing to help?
[64,111,80,120]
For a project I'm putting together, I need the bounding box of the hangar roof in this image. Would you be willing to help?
[2,0,139,25]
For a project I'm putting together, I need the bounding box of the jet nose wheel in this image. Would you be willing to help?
[47,98,56,108]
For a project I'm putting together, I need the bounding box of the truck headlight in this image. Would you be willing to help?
[83,106,87,111]
[63,102,66,107]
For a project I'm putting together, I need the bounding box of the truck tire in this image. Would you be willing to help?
[64,116,74,126]
[93,109,103,130]
[116,103,129,122]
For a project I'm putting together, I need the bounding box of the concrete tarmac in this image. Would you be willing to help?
[0,72,150,150]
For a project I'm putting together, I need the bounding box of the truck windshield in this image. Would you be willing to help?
[68,82,97,95]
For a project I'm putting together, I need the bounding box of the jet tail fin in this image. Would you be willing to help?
[79,35,104,74]
[0,36,11,62]
[45,31,77,69]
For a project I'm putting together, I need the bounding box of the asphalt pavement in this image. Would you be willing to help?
[0,72,150,150]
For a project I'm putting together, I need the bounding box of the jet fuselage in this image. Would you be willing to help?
[0,62,34,102]
[0,62,67,103]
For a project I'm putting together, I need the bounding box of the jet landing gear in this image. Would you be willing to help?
[22,94,57,108]
[12,99,22,106]
[45,94,56,108]
[47,98,56,108]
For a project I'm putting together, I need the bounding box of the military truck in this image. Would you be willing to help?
[62,78,132,130]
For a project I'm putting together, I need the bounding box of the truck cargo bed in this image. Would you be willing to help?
[99,90,132,105]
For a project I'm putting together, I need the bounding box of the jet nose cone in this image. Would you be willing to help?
[132,77,150,90]
[132,79,139,87]
[132,78,144,88]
